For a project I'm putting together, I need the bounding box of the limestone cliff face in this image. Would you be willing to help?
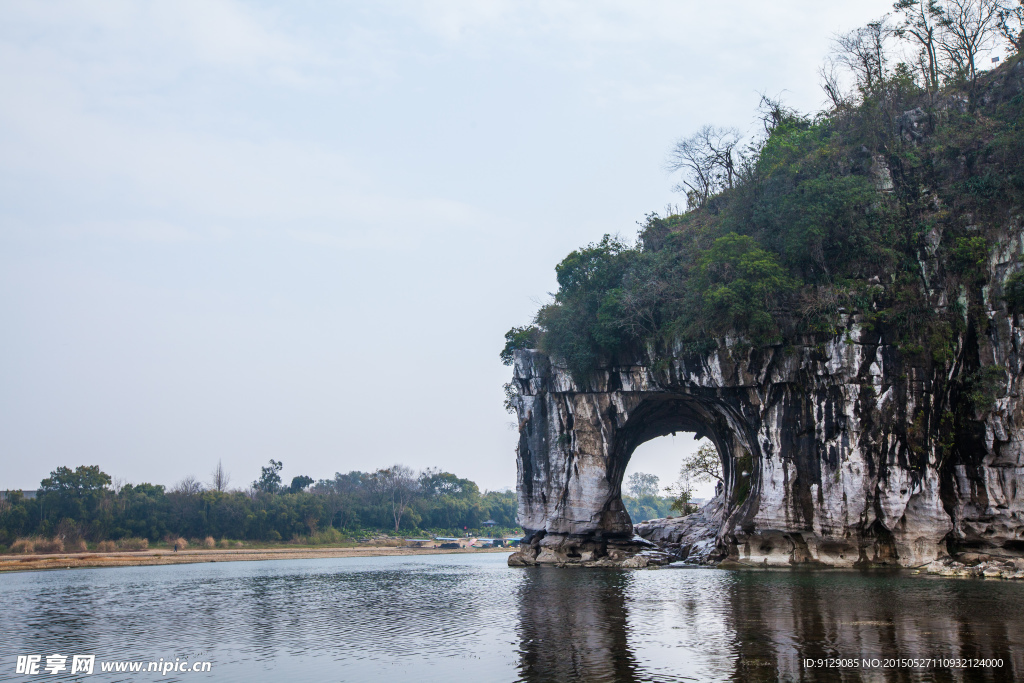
[508,229,1024,566]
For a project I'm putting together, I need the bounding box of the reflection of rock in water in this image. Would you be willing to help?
[516,568,639,683]
[722,571,1024,683]
[514,564,1024,682]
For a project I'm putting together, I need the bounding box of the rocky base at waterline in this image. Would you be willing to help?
[919,556,1024,579]
[507,534,673,568]
[507,499,725,568]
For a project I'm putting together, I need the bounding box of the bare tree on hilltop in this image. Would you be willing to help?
[938,0,1003,85]
[823,0,1022,106]
[667,125,742,210]
[832,17,893,92]
[997,1,1024,51]
[894,0,945,93]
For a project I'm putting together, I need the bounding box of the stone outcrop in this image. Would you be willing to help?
[508,239,1024,567]
[507,532,673,568]
[633,495,724,564]
[920,556,1024,580]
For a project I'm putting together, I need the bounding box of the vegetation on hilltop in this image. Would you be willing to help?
[503,2,1024,389]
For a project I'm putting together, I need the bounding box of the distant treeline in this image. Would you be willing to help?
[622,495,674,524]
[0,462,519,548]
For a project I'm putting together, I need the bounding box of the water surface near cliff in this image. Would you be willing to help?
[1,553,1022,682]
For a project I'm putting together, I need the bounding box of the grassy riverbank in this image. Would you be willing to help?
[0,544,514,573]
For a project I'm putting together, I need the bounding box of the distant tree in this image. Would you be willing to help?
[0,490,30,544]
[341,471,367,494]
[288,475,314,494]
[253,460,284,494]
[417,469,486,529]
[173,476,204,496]
[2,460,520,543]
[419,469,473,497]
[115,483,168,541]
[622,484,674,522]
[681,442,724,485]
[167,476,205,537]
[481,490,518,527]
[40,465,112,495]
[374,464,417,532]
[626,472,660,498]
[38,465,112,535]
[666,472,697,516]
[210,460,231,492]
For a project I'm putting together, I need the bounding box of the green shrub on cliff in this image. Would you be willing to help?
[694,233,795,343]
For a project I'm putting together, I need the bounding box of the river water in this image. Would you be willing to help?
[1,552,1022,682]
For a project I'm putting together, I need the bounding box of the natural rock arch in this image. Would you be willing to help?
[609,396,746,508]
[507,310,1024,568]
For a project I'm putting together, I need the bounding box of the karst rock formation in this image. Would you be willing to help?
[507,62,1024,569]
[508,294,1024,567]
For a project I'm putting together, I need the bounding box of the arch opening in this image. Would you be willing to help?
[605,396,758,540]
[621,433,718,524]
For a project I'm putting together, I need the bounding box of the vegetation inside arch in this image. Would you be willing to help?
[621,439,724,523]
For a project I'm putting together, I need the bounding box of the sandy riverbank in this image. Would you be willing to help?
[0,546,514,573]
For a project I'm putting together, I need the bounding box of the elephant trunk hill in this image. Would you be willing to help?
[507,57,1024,569]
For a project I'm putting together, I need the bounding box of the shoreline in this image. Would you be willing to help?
[0,546,514,573]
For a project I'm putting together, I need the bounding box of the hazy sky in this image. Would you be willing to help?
[1,1,895,494]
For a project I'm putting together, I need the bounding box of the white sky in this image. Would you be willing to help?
[0,1,896,492]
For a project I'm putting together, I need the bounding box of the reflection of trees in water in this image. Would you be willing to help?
[723,571,1024,683]
[516,568,639,683]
